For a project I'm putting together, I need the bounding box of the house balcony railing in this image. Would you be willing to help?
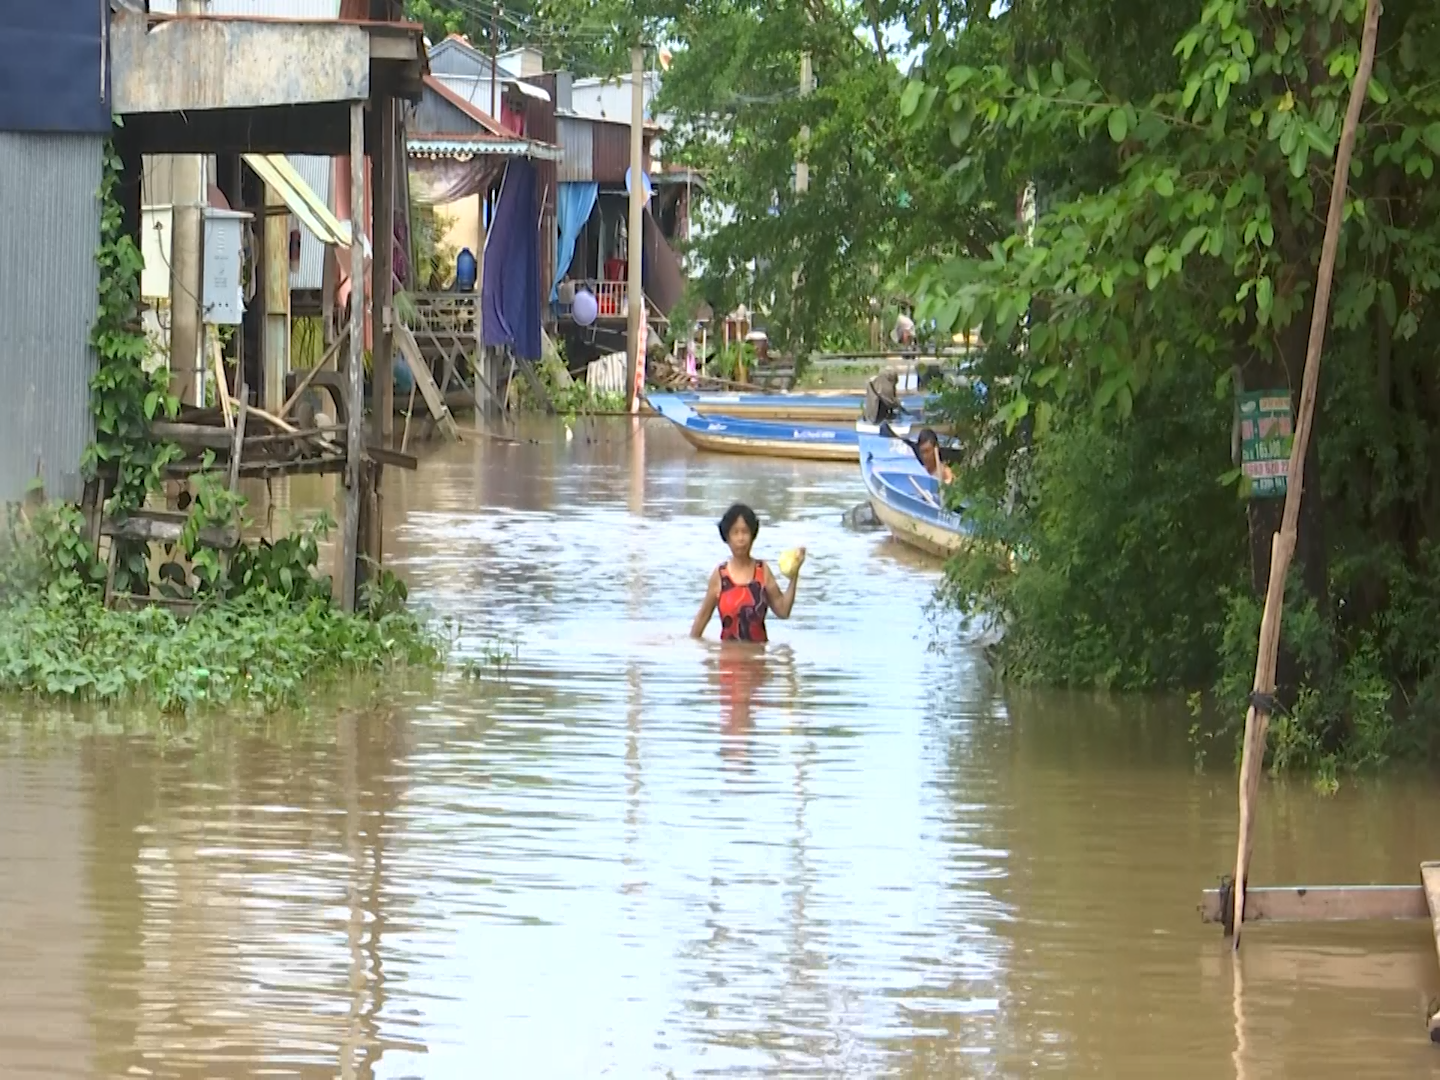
[554,280,667,327]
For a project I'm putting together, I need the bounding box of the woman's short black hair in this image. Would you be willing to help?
[719,502,760,541]
[916,427,940,448]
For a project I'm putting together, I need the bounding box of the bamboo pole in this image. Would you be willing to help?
[1231,0,1382,949]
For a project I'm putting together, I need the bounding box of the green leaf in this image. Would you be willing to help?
[1153,173,1175,197]
[1289,142,1309,178]
[1107,107,1129,143]
[1255,276,1274,323]
[1423,122,1440,157]
[900,79,925,118]
[1379,281,1398,327]
[1096,372,1128,410]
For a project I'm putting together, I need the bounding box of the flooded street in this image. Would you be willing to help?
[4,417,1440,1077]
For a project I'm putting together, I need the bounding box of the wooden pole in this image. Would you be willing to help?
[1230,0,1381,948]
[625,45,645,414]
[373,97,396,445]
[341,102,367,613]
[489,1,500,117]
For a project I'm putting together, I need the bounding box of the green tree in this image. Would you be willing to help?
[911,0,1440,767]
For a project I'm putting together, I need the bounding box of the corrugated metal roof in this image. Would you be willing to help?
[286,154,333,291]
[0,134,102,503]
[148,0,340,16]
[556,117,593,182]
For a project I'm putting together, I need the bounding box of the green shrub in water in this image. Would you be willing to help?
[0,502,446,715]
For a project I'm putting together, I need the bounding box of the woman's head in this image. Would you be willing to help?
[718,503,760,555]
[916,428,941,470]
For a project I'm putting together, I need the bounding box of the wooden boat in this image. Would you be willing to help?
[647,394,861,462]
[675,390,930,423]
[858,428,972,557]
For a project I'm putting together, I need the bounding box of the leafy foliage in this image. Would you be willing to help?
[944,361,1246,691]
[0,589,446,715]
[84,135,182,518]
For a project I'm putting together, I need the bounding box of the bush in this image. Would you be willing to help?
[942,363,1247,691]
[0,501,446,714]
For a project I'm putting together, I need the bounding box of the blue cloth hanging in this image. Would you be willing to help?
[551,181,599,303]
[482,159,542,361]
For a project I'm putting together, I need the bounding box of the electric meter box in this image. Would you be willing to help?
[201,207,251,326]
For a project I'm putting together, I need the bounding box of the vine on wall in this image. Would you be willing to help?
[82,133,182,517]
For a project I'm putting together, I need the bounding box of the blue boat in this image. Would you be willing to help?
[671,390,931,423]
[648,394,861,462]
[858,429,972,557]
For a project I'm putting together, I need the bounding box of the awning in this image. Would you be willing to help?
[408,135,563,162]
[506,78,551,102]
[242,152,368,254]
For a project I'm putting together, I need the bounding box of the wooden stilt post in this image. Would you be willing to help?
[1230,0,1381,948]
[373,95,396,447]
[341,101,367,613]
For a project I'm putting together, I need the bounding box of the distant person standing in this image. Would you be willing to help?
[892,310,916,347]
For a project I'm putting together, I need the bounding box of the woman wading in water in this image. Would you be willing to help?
[690,503,804,643]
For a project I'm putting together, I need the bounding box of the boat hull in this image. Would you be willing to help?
[858,430,971,558]
[682,391,928,423]
[867,496,969,556]
[675,426,860,462]
[649,394,861,462]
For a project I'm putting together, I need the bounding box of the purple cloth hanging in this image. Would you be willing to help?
[482,159,542,361]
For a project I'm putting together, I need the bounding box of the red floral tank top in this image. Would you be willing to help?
[718,561,769,643]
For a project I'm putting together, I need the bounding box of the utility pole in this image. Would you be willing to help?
[489,1,500,117]
[625,44,645,413]
[170,0,207,406]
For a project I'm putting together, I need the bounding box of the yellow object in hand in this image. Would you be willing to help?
[779,548,804,578]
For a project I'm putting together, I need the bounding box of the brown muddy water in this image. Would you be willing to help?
[3,417,1440,1078]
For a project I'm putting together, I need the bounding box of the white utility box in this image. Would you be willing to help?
[201,207,252,325]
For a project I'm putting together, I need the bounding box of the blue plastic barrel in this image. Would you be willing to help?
[456,247,477,292]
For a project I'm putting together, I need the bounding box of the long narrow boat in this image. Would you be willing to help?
[676,390,931,423]
[858,429,971,557]
[647,394,861,462]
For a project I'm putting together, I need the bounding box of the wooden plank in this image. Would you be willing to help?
[365,444,419,471]
[102,515,240,551]
[228,387,248,493]
[395,323,461,439]
[1199,884,1428,925]
[1420,862,1440,1042]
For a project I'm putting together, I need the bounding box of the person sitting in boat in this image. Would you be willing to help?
[690,503,804,643]
[863,370,902,425]
[917,428,954,485]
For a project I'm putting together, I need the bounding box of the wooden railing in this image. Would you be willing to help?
[404,291,480,340]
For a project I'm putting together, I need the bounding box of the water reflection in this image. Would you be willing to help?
[1,420,1440,1076]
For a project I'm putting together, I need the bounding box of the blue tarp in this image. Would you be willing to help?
[482,158,542,361]
[551,180,598,303]
[0,3,111,134]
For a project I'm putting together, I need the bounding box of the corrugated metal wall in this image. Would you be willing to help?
[556,118,593,182]
[0,134,101,504]
[287,154,332,291]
